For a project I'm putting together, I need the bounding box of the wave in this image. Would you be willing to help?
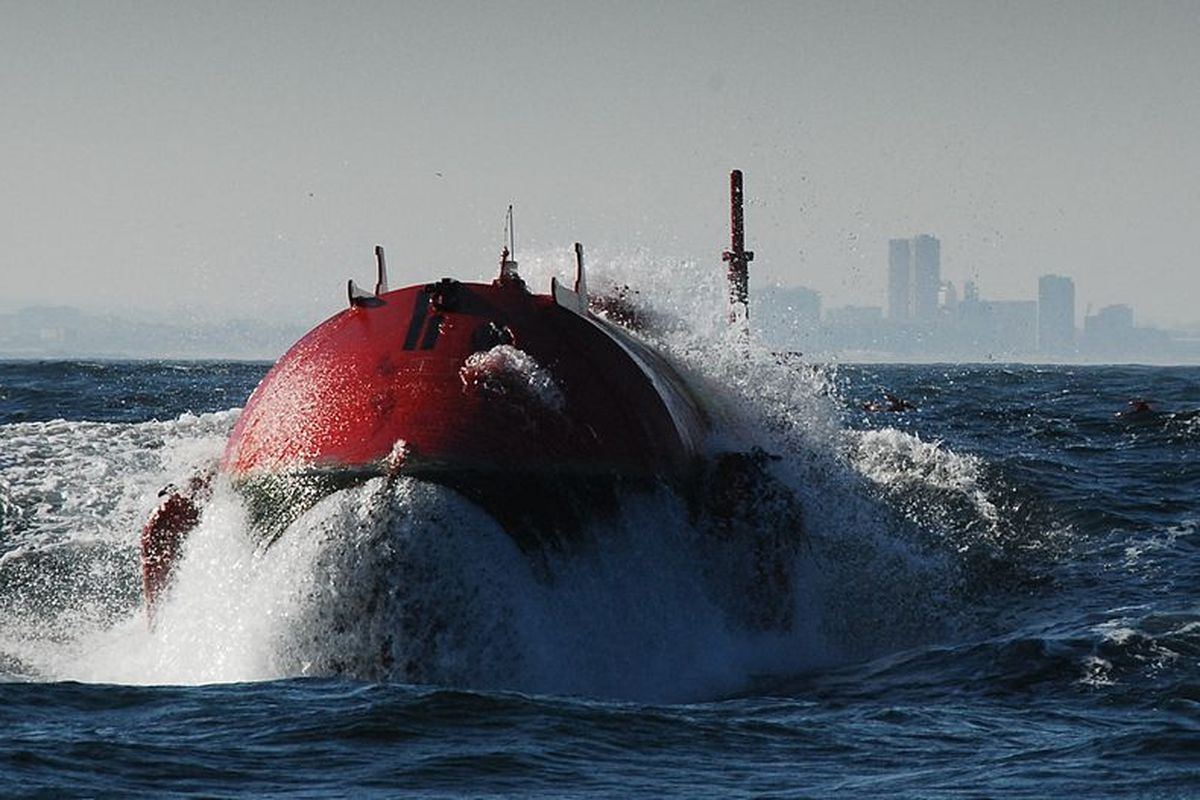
[0,253,1070,701]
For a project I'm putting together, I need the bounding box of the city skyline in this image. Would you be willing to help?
[2,3,1198,331]
[3,222,1192,362]
[752,230,1197,362]
[771,230,1171,331]
[0,261,1192,362]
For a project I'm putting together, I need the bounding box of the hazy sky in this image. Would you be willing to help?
[3,1,1198,328]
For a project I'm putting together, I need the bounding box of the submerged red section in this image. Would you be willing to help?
[222,280,708,482]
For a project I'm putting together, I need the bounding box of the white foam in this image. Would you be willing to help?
[848,427,999,525]
[44,477,825,701]
[0,253,1009,699]
[459,344,565,413]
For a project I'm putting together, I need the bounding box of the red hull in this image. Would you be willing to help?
[140,173,805,631]
[222,279,709,486]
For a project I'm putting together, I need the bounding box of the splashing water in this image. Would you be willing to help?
[459,344,565,413]
[0,252,1027,701]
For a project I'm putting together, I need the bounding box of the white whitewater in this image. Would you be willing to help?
[0,252,1007,701]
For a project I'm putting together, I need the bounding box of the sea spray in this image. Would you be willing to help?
[0,253,1037,699]
[61,476,819,701]
[0,410,234,679]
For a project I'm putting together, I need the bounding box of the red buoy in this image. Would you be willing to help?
[223,278,707,485]
[138,172,802,624]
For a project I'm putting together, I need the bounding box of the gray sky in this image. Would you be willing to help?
[2,0,1198,328]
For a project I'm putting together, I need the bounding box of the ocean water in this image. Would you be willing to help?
[1,349,1198,797]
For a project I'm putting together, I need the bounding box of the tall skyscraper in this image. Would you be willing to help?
[912,235,941,320]
[1037,275,1075,356]
[887,235,941,321]
[887,239,912,322]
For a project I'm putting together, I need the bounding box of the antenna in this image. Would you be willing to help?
[495,204,525,288]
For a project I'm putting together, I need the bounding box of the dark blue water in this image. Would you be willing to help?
[0,360,266,424]
[2,360,1198,798]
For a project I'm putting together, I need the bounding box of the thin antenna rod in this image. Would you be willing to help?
[496,204,525,288]
[506,204,515,259]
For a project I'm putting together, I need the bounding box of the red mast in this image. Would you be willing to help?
[722,169,754,320]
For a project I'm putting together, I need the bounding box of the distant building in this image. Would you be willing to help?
[986,300,1038,355]
[826,305,882,326]
[1080,303,1178,361]
[754,286,822,348]
[1083,304,1134,356]
[940,280,959,312]
[825,305,887,353]
[887,239,912,322]
[912,235,941,320]
[1085,304,1134,335]
[887,235,941,321]
[1037,275,1075,357]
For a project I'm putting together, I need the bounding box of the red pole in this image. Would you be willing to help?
[722,170,754,318]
